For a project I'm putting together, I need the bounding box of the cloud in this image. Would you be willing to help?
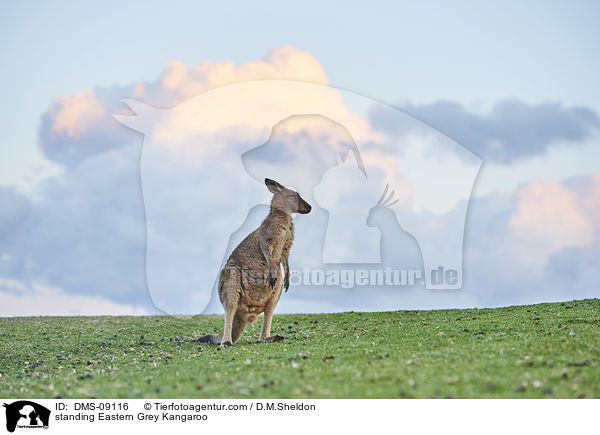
[49,90,105,139]
[462,172,600,305]
[545,240,600,290]
[3,47,599,316]
[8,47,362,315]
[507,178,596,269]
[0,278,149,316]
[155,46,329,101]
[37,47,334,168]
[0,186,31,241]
[267,171,600,312]
[0,145,154,310]
[564,173,600,223]
[38,87,136,168]
[371,100,600,163]
[127,79,377,151]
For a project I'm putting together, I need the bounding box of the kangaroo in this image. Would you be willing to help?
[198,178,312,348]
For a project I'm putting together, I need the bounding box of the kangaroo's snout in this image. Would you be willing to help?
[298,197,312,214]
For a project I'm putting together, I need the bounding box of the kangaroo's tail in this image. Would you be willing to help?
[197,333,222,344]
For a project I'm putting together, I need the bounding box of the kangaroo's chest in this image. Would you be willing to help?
[269,224,293,259]
[238,224,293,313]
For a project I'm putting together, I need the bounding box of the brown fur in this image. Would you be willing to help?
[198,178,311,347]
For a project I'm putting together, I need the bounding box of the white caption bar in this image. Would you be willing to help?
[1,399,596,435]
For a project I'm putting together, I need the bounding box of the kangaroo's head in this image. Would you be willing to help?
[265,178,312,215]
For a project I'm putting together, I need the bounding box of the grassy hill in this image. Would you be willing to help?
[0,299,598,398]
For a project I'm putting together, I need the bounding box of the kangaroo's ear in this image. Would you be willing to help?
[265,178,283,194]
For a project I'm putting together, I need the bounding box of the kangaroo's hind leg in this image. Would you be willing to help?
[259,285,285,343]
[231,312,248,344]
[198,267,241,347]
[220,305,237,348]
[218,267,242,348]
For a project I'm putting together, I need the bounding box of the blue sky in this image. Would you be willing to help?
[0,1,599,315]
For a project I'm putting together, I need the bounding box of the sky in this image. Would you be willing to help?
[0,1,598,316]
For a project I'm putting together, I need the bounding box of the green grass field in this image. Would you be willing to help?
[1,299,598,398]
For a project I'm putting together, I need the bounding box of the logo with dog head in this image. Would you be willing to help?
[3,401,50,432]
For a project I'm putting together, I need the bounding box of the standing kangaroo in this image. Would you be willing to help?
[198,178,312,348]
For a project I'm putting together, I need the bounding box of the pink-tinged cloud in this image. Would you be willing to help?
[49,90,105,139]
[38,47,366,167]
[114,49,376,147]
[507,175,598,269]
[578,173,600,223]
[145,46,330,106]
